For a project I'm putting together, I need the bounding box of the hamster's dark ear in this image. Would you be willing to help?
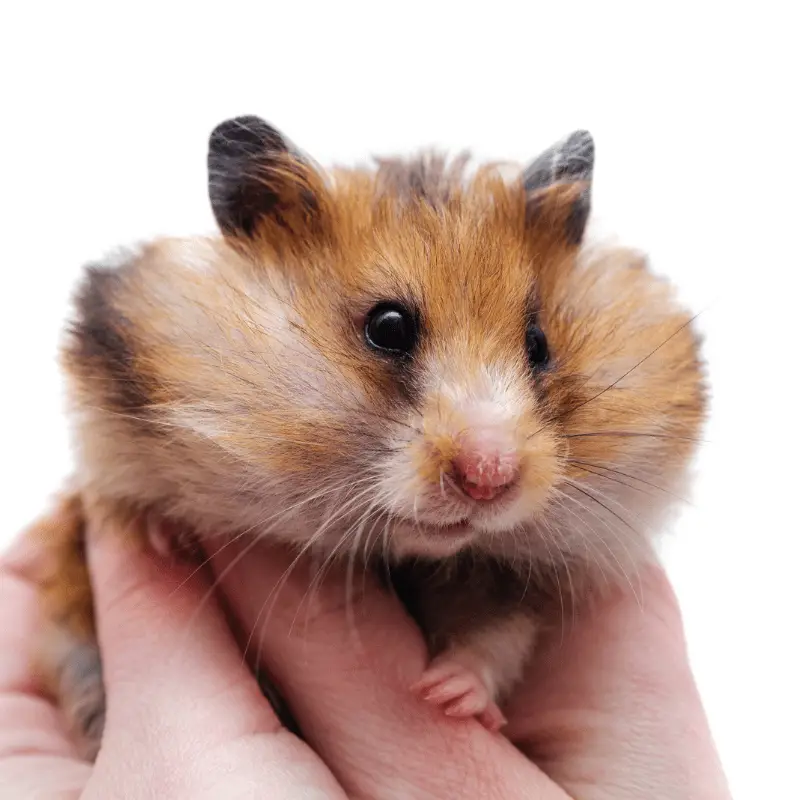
[208,116,331,252]
[523,130,594,246]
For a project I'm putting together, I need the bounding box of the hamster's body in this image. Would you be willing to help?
[28,117,706,756]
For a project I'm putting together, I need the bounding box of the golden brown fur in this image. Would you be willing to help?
[27,120,706,755]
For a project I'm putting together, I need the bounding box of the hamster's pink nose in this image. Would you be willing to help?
[451,437,520,502]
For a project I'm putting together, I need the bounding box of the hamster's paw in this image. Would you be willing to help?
[411,654,507,732]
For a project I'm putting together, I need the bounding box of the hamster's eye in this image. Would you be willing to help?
[526,323,549,369]
[365,303,417,355]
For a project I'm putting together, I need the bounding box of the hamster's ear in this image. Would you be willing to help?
[208,116,331,253]
[523,130,594,246]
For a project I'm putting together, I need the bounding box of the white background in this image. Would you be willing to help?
[1,3,797,796]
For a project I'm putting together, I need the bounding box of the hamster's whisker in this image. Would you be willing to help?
[560,312,703,420]
[535,510,573,638]
[412,492,421,528]
[268,475,377,522]
[342,497,386,647]
[567,460,692,504]
[380,516,395,584]
[548,491,613,594]
[563,475,648,547]
[543,504,592,604]
[167,477,360,640]
[230,475,374,571]
[171,528,266,667]
[357,406,423,435]
[251,507,366,672]
[510,524,536,608]
[166,524,257,605]
[364,507,391,566]
[504,524,522,574]
[360,503,391,599]
[567,475,655,539]
[560,481,643,607]
[440,471,462,497]
[525,311,706,444]
[86,405,182,430]
[552,489,626,599]
[290,485,383,636]
[563,431,707,444]
[243,480,378,667]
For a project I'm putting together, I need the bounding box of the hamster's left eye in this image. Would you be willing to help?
[365,303,418,355]
[526,323,549,369]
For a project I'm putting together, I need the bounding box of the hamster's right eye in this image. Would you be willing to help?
[365,303,418,356]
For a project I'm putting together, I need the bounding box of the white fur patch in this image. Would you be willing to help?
[431,361,527,428]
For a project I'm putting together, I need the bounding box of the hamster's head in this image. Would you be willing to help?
[66,116,706,576]
[197,116,706,568]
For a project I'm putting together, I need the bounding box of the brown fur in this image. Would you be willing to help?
[28,136,706,756]
[30,493,93,646]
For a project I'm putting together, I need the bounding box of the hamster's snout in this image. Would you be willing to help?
[392,384,559,547]
[450,431,520,501]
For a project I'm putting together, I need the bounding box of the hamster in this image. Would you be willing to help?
[26,115,706,757]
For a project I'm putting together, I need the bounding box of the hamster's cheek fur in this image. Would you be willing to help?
[62,238,379,551]
[551,250,704,470]
[507,245,708,583]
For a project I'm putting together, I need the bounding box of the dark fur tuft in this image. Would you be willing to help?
[69,255,154,413]
[375,151,472,207]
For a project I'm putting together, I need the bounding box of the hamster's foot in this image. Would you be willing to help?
[411,655,507,732]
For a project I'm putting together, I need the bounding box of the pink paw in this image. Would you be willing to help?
[411,658,507,732]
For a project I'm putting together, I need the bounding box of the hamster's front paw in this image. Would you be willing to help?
[411,651,507,732]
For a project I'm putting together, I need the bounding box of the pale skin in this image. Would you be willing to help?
[0,525,731,799]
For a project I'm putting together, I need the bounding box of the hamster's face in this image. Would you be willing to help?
[284,189,704,563]
[196,118,705,567]
[68,118,705,575]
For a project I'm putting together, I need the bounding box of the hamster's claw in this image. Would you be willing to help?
[411,659,507,732]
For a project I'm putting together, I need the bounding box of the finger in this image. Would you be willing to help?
[0,564,43,696]
[505,566,731,799]
[87,524,351,798]
[0,543,92,791]
[87,523,282,750]
[210,539,569,800]
[0,532,46,586]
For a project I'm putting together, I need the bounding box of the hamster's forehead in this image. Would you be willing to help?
[321,162,548,334]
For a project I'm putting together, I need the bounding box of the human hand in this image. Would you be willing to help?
[0,527,731,799]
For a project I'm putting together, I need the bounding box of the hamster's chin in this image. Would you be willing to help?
[387,517,478,559]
